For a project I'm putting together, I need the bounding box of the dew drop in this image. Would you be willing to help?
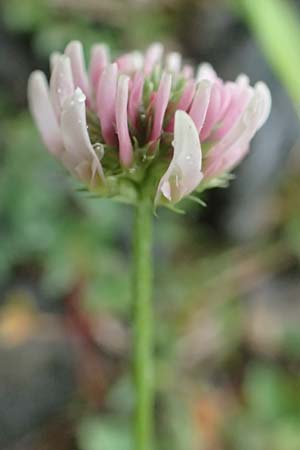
[93,142,105,160]
[75,87,86,103]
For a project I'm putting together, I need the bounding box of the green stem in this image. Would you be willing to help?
[132,187,154,450]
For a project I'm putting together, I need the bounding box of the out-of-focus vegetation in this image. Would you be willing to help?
[233,0,300,104]
[1,1,300,450]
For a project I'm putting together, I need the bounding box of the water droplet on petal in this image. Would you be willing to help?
[75,87,86,103]
[93,142,105,160]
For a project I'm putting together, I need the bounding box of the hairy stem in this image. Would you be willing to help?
[132,187,154,450]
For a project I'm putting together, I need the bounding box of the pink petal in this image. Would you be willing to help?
[156,110,203,204]
[144,43,163,74]
[115,75,133,167]
[116,51,143,73]
[182,64,194,79]
[204,82,271,178]
[60,87,105,185]
[221,145,250,173]
[200,82,222,140]
[188,80,212,133]
[150,72,172,142]
[89,44,109,91]
[65,41,90,99]
[50,55,74,121]
[212,83,252,140]
[166,79,196,132]
[128,72,144,128]
[28,71,64,156]
[218,83,232,119]
[96,63,118,146]
[177,80,196,110]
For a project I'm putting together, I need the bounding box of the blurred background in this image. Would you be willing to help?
[1,0,300,449]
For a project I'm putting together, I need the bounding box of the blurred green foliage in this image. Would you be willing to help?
[1,0,300,449]
[232,0,300,105]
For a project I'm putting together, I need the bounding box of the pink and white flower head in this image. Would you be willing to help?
[28,41,271,206]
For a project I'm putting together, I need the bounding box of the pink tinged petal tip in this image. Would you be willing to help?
[65,41,90,100]
[115,75,133,167]
[60,87,105,185]
[156,110,203,204]
[128,72,144,128]
[50,55,74,120]
[116,51,143,73]
[144,43,163,74]
[28,70,64,156]
[188,80,212,133]
[182,64,194,79]
[150,72,172,142]
[89,44,109,91]
[96,63,118,146]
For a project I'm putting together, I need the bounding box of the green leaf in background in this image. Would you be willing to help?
[245,363,292,420]
[232,0,300,105]
[2,0,49,32]
[78,416,132,450]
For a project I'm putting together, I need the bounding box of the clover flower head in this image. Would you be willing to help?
[28,41,271,206]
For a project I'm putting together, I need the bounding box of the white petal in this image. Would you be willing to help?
[144,43,163,74]
[188,80,212,133]
[50,55,74,120]
[156,111,203,204]
[236,74,250,86]
[196,63,218,82]
[28,70,64,156]
[50,51,61,71]
[65,41,90,98]
[166,52,182,73]
[254,82,272,129]
[89,43,109,89]
[60,87,105,185]
[131,51,144,71]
